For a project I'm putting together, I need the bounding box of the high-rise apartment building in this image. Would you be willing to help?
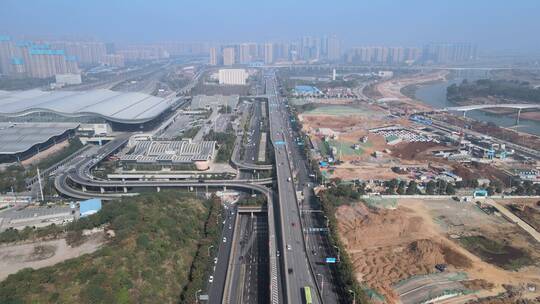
[346,46,422,65]
[239,43,257,64]
[264,43,274,64]
[52,41,107,65]
[327,35,341,61]
[422,43,477,63]
[222,47,235,66]
[0,39,80,78]
[23,48,78,78]
[102,54,125,67]
[209,47,218,65]
[0,36,15,75]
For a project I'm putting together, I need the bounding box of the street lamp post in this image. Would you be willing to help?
[317,273,324,298]
[348,289,356,304]
[207,245,214,257]
[195,289,202,303]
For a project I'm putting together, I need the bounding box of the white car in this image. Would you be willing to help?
[214,257,218,264]
[287,244,292,250]
[209,275,214,283]
[223,237,227,243]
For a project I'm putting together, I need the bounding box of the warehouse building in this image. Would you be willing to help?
[120,139,216,170]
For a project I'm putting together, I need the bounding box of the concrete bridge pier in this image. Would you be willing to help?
[100,187,104,194]
[156,186,161,192]
[123,187,127,193]
[516,108,522,126]
[82,186,87,192]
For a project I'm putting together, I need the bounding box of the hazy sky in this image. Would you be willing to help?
[1,0,539,51]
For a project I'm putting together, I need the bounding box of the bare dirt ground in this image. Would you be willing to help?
[336,198,540,303]
[374,71,449,112]
[21,139,69,167]
[0,233,105,281]
[299,103,442,180]
[499,198,540,232]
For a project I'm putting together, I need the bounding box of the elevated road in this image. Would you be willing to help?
[53,127,281,304]
[265,71,322,304]
[231,136,273,171]
[231,100,273,171]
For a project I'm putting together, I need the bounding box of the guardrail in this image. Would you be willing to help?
[26,144,93,188]
[222,205,241,304]
[280,112,324,304]
[231,133,273,171]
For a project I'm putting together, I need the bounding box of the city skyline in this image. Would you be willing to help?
[1,0,540,53]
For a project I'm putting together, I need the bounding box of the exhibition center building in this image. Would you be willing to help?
[0,89,178,130]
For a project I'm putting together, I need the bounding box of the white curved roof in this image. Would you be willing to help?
[0,122,79,154]
[0,89,173,123]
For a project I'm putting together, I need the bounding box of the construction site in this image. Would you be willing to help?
[296,80,539,189]
[290,69,540,303]
[336,197,540,304]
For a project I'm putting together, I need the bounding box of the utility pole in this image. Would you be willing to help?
[36,168,44,202]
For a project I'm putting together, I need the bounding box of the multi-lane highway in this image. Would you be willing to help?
[207,203,237,303]
[52,68,337,304]
[265,71,322,304]
[272,87,340,302]
[225,211,269,304]
[231,100,273,172]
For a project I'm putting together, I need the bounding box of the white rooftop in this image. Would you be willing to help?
[0,122,79,154]
[0,89,173,123]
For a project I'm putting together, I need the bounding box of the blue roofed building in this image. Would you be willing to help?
[79,198,102,217]
[294,85,322,96]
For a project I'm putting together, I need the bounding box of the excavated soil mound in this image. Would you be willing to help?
[337,203,472,302]
[390,141,441,160]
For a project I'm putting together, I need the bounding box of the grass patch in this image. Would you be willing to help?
[459,236,534,270]
[328,139,365,156]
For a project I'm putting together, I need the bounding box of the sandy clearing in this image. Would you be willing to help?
[0,233,105,281]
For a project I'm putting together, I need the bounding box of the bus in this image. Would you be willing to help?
[303,286,313,304]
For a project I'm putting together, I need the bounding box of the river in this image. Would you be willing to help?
[414,70,540,136]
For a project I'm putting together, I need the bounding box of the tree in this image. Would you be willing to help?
[426,181,437,195]
[397,181,407,195]
[446,183,456,195]
[437,180,448,195]
[406,181,418,195]
[492,181,503,193]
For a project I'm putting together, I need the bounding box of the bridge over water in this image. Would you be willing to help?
[441,103,540,125]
